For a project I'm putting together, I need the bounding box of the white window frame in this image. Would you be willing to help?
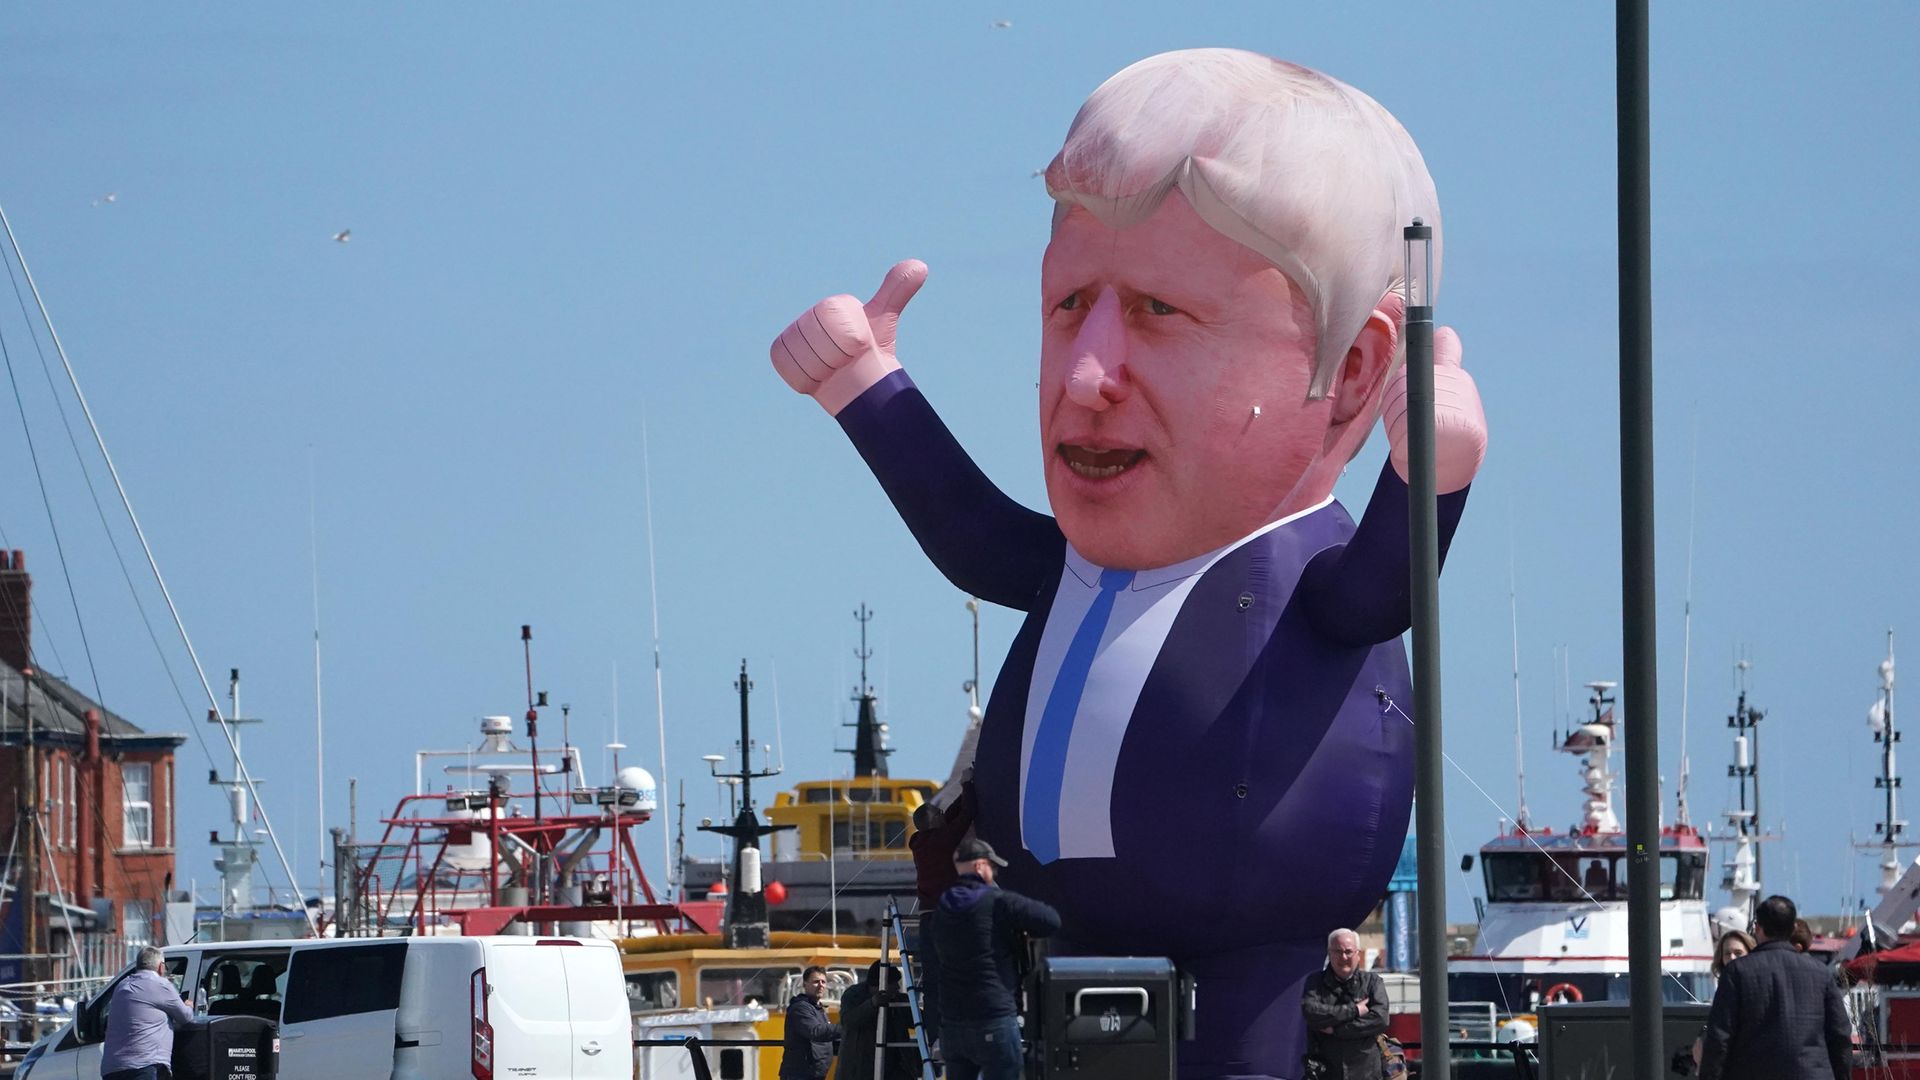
[162,760,172,850]
[66,758,77,851]
[122,761,154,850]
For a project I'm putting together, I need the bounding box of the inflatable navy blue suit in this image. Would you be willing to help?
[836,371,1467,1079]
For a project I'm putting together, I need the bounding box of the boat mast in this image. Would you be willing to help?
[521,625,547,910]
[1554,681,1619,834]
[641,417,673,901]
[1872,629,1902,894]
[1675,430,1699,829]
[673,780,687,897]
[845,604,890,780]
[698,660,792,948]
[966,597,982,723]
[1719,657,1776,927]
[309,452,328,902]
[1507,552,1529,830]
[0,205,314,933]
[210,668,265,921]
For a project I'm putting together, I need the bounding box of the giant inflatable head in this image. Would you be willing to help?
[1039,48,1440,570]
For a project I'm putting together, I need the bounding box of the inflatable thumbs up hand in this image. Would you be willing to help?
[771,259,928,416]
[1383,325,1487,494]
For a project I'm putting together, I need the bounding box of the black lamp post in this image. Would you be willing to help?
[1403,217,1451,1079]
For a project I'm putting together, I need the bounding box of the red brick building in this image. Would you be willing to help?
[0,550,185,985]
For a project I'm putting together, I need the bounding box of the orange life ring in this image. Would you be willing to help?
[1543,982,1584,1004]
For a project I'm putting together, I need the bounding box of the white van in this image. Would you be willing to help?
[17,936,632,1080]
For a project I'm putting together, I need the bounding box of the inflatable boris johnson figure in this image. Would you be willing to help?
[772,49,1486,1079]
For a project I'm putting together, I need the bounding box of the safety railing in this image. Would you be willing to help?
[633,1036,779,1080]
[1400,1040,1540,1079]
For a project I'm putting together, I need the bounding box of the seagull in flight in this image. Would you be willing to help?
[331,229,352,244]
[91,193,117,207]
[990,19,1012,28]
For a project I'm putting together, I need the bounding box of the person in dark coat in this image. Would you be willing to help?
[928,838,1061,1080]
[909,780,977,1047]
[1299,929,1390,1080]
[835,962,918,1080]
[779,966,841,1080]
[1699,894,1850,1080]
[910,781,978,909]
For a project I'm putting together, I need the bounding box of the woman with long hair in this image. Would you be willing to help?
[1712,929,1756,978]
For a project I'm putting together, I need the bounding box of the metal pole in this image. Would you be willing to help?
[875,919,891,1080]
[1404,220,1449,1079]
[21,674,39,989]
[1617,2,1664,1076]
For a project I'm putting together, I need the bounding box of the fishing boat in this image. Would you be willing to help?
[345,642,930,1080]
[1832,631,1920,1077]
[618,656,895,1079]
[624,931,886,1080]
[679,606,960,939]
[1445,681,1716,1033]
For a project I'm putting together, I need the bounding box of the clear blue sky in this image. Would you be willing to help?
[1,4,1913,924]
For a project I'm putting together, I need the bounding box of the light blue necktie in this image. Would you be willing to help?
[1024,567,1134,865]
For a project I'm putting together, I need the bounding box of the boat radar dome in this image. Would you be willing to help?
[615,765,659,811]
[1497,1018,1537,1044]
[480,715,514,752]
[1711,905,1749,938]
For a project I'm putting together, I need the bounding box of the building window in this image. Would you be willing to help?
[162,760,173,849]
[44,759,57,848]
[122,900,154,948]
[123,762,154,849]
[65,758,76,851]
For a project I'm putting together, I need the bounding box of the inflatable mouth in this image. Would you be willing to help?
[1058,444,1147,480]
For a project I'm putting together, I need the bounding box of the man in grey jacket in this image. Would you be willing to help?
[1299,929,1389,1080]
[1699,895,1849,1080]
[102,947,193,1080]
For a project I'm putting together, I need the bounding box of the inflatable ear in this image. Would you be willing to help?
[1328,295,1402,427]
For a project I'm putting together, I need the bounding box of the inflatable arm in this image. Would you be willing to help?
[772,262,1065,609]
[1298,461,1469,647]
[837,371,1065,611]
[1300,326,1483,646]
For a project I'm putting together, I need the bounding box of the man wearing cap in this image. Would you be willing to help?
[927,838,1060,1080]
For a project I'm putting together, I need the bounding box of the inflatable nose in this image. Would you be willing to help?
[1065,287,1130,411]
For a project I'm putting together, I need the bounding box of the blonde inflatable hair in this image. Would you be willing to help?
[1045,48,1441,400]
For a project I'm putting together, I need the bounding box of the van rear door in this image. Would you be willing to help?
[559,943,631,1079]
[278,941,407,1079]
[484,941,578,1079]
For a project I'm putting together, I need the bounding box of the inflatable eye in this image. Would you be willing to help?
[1057,292,1082,312]
[1147,297,1178,316]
